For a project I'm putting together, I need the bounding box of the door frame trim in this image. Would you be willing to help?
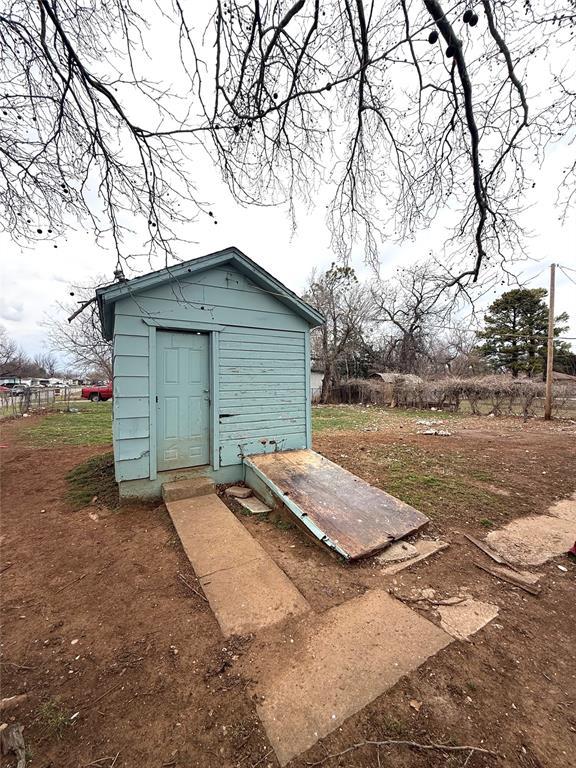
[149,326,219,481]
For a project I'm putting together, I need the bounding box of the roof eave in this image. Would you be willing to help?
[95,247,324,331]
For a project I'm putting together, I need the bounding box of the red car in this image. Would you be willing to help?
[81,383,113,402]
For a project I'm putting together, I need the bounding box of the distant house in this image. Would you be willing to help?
[310,365,324,402]
[367,372,424,406]
[552,370,576,394]
[96,247,324,497]
[368,372,423,385]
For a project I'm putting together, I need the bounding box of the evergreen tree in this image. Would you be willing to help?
[478,289,570,378]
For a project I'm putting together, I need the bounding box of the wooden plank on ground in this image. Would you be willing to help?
[245,449,429,560]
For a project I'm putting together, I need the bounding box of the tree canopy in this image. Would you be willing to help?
[1,1,575,282]
[477,288,569,377]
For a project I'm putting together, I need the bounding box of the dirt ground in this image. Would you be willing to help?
[1,409,575,768]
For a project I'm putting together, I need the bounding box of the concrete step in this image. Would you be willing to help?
[165,494,310,636]
[238,496,272,515]
[162,477,215,502]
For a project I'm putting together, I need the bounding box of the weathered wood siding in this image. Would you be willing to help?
[112,314,151,481]
[219,326,307,465]
[112,265,310,482]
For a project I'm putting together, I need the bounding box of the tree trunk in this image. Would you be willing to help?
[320,362,333,403]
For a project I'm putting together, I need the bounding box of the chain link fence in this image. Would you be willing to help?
[0,386,82,419]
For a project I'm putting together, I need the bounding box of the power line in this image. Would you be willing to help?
[558,265,576,288]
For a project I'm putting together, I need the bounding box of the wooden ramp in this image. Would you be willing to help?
[244,449,429,560]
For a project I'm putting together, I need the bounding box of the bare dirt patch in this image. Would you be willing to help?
[1,411,575,768]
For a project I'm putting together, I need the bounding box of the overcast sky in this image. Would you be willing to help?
[1,165,573,363]
[1,2,574,364]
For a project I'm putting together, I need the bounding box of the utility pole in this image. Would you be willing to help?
[544,262,556,421]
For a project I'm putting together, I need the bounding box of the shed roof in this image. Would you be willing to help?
[96,246,324,340]
[369,372,424,384]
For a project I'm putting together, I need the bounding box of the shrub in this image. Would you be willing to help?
[328,375,557,417]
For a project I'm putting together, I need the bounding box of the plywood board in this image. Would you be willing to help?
[245,449,429,560]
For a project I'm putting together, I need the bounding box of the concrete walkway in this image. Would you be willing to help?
[166,494,310,636]
[250,590,452,766]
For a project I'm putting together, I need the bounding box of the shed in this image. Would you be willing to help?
[310,365,324,402]
[96,247,324,497]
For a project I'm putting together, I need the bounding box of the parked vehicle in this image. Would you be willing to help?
[81,383,113,402]
[10,385,30,397]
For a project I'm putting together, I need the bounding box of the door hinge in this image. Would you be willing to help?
[155,395,158,403]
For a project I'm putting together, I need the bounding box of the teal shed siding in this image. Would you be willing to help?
[218,326,307,465]
[109,263,314,485]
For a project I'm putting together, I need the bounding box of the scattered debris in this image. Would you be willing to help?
[0,723,26,768]
[375,541,418,564]
[390,588,466,607]
[438,599,499,641]
[420,429,452,436]
[55,572,87,594]
[306,738,500,766]
[177,572,208,602]
[0,694,28,712]
[557,564,568,572]
[546,491,576,524]
[381,539,449,575]
[486,513,576,565]
[415,419,441,426]
[82,682,124,710]
[409,699,422,712]
[238,496,272,515]
[474,562,541,596]
[0,563,13,576]
[83,751,120,767]
[225,485,253,499]
[463,533,519,570]
[481,564,541,586]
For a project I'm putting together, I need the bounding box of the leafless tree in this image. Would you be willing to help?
[426,326,485,375]
[370,261,462,372]
[46,280,113,378]
[305,264,372,400]
[0,0,209,268]
[205,0,576,283]
[1,2,575,281]
[0,325,23,376]
[0,326,57,377]
[32,351,60,377]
